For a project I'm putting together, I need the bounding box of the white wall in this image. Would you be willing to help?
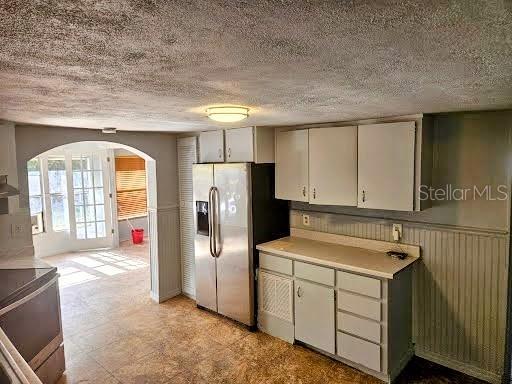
[14,124,181,302]
[0,121,33,258]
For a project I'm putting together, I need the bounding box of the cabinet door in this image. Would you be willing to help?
[275,130,309,201]
[358,122,415,211]
[309,126,357,206]
[294,279,335,354]
[225,127,254,162]
[199,130,224,163]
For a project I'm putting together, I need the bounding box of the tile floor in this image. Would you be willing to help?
[43,242,484,384]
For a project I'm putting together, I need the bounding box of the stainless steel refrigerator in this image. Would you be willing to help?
[193,163,289,326]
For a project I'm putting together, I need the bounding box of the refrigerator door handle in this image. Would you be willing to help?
[213,186,221,258]
[208,186,215,258]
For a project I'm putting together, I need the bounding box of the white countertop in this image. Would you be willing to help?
[256,235,419,279]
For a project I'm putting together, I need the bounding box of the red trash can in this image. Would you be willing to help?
[131,228,144,244]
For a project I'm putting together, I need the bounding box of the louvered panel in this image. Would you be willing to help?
[259,271,293,323]
[177,137,197,298]
[290,209,507,384]
[179,203,195,296]
[178,138,197,204]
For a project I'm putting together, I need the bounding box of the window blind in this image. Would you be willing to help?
[115,156,147,220]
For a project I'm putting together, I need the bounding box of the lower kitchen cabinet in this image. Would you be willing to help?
[294,279,335,354]
[257,250,414,384]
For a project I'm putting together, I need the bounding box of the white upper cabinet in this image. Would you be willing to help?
[225,127,254,162]
[199,130,224,163]
[358,122,416,211]
[309,126,357,206]
[224,126,275,163]
[275,130,309,202]
[200,127,275,164]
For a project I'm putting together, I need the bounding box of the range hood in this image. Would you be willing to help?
[0,175,19,198]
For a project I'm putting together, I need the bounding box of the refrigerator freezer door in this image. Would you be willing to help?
[214,163,254,325]
[192,164,217,312]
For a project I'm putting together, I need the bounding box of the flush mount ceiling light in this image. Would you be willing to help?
[206,106,249,123]
[102,127,117,134]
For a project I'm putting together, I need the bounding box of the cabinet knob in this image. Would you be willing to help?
[297,286,303,298]
[302,186,306,197]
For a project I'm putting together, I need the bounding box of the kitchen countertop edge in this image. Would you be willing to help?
[256,238,419,280]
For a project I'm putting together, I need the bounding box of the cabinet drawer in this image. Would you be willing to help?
[260,253,293,276]
[337,332,381,372]
[294,261,334,286]
[337,290,381,321]
[337,312,381,344]
[338,271,381,298]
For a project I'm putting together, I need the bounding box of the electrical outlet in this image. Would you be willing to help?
[392,223,402,241]
[302,214,310,226]
[11,223,25,238]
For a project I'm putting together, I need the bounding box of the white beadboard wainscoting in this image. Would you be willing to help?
[149,205,182,303]
[290,209,508,384]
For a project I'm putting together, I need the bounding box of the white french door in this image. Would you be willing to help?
[32,149,114,257]
[70,153,113,249]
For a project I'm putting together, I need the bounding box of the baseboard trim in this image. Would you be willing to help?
[151,288,181,303]
[415,349,501,384]
[181,291,196,300]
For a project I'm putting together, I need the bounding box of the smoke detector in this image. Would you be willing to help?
[102,127,117,134]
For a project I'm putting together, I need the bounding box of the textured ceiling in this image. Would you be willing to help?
[1,0,511,132]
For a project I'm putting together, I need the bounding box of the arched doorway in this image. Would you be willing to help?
[15,125,183,305]
[25,141,158,296]
[17,136,181,308]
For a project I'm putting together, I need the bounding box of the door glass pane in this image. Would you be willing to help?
[48,158,66,194]
[84,189,95,205]
[74,191,83,205]
[29,196,43,215]
[94,188,104,204]
[92,154,102,170]
[76,223,86,239]
[82,157,92,171]
[28,173,41,195]
[72,158,82,171]
[73,172,83,188]
[93,171,103,187]
[75,206,84,222]
[86,222,96,239]
[51,195,69,231]
[96,221,106,238]
[83,171,93,188]
[85,205,95,222]
[96,205,105,221]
